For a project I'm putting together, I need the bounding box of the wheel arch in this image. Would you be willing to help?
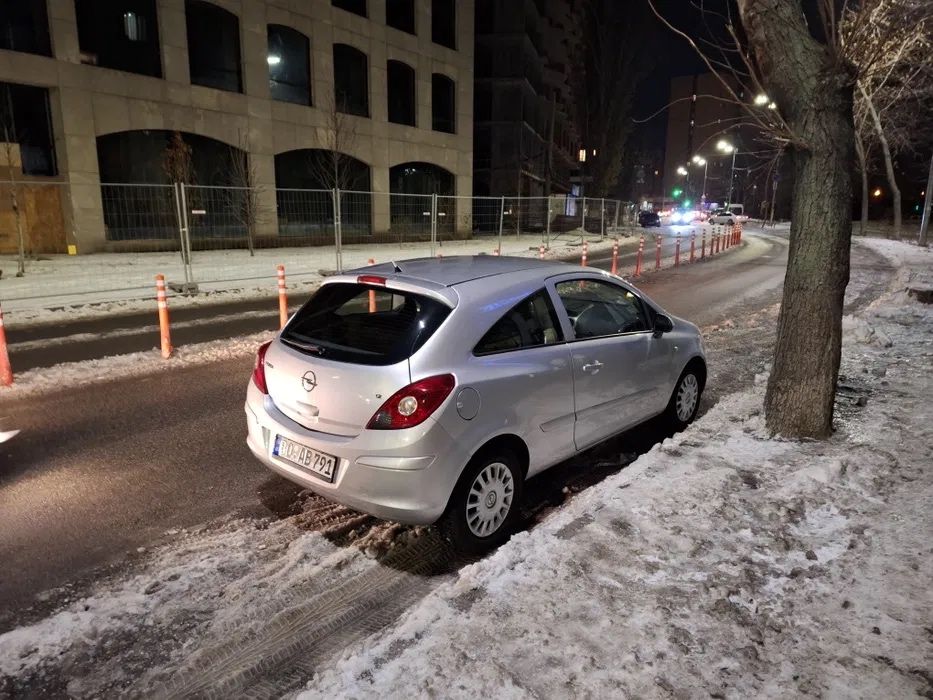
[683,355,707,392]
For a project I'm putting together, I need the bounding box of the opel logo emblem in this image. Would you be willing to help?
[301,370,317,392]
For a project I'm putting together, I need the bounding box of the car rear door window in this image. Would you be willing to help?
[555,279,650,339]
[281,283,451,365]
[474,289,563,355]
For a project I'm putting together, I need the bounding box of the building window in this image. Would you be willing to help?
[386,0,415,34]
[185,0,242,93]
[0,82,57,176]
[0,0,51,55]
[387,60,416,126]
[432,73,455,134]
[333,44,369,117]
[75,0,162,78]
[332,0,366,17]
[431,0,455,49]
[267,25,311,106]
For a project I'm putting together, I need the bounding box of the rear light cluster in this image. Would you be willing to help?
[252,341,272,394]
[367,374,455,430]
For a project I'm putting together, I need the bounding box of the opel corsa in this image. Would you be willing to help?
[245,256,706,551]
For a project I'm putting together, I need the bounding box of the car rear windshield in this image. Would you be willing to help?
[281,283,452,365]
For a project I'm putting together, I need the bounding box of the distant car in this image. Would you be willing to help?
[246,256,706,551]
[708,205,749,225]
[638,210,661,227]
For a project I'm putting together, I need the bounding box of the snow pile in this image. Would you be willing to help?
[300,242,932,699]
[0,331,272,399]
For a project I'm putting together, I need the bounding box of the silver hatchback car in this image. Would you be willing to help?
[245,256,705,551]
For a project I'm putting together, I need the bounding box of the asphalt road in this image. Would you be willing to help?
[0,228,791,630]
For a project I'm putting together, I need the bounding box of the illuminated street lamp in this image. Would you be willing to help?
[717,140,738,205]
[754,94,769,106]
[676,166,688,176]
[873,188,883,198]
[692,156,708,205]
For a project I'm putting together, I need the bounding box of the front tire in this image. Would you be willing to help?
[439,449,523,553]
[665,368,702,430]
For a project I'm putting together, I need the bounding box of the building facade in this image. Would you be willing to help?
[662,72,745,208]
[472,0,580,198]
[0,0,473,253]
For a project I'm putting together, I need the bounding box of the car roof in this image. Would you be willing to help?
[351,255,575,287]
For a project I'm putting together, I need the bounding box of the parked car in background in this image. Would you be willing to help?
[708,205,749,225]
[246,257,706,551]
[638,210,661,227]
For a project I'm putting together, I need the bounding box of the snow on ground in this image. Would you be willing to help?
[298,240,933,699]
[0,330,272,399]
[0,233,628,325]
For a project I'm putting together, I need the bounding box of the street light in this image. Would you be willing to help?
[754,94,769,106]
[717,140,738,205]
[692,156,708,206]
[676,166,688,176]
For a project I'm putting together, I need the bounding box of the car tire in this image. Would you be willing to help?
[727,219,734,226]
[438,449,523,553]
[665,366,702,431]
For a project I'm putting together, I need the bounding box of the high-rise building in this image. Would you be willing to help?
[0,0,474,253]
[472,0,581,198]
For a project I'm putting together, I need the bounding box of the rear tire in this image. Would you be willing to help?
[438,449,523,553]
[665,367,702,430]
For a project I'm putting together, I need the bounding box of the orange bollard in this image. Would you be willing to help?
[581,240,588,267]
[655,235,661,270]
[690,231,696,263]
[277,264,288,328]
[674,234,681,267]
[155,274,172,359]
[0,301,13,386]
[634,235,644,277]
[713,229,719,255]
[610,239,619,275]
[701,229,707,259]
[367,258,377,312]
[539,245,545,260]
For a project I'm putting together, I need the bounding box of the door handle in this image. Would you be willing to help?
[581,360,603,373]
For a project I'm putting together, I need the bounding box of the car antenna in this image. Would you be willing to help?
[390,260,402,273]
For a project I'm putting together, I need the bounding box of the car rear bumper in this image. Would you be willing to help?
[244,382,462,525]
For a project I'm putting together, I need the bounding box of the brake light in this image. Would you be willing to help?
[366,374,456,430]
[252,341,272,394]
[357,275,386,286]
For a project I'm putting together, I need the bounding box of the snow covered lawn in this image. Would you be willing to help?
[303,239,933,699]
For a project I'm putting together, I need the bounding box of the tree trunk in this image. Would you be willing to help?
[858,82,901,239]
[737,0,856,439]
[854,135,869,236]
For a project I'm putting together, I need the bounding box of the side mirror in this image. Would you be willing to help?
[653,314,674,337]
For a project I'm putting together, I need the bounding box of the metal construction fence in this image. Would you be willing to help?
[0,181,644,314]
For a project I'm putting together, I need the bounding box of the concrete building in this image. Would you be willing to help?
[0,0,473,253]
[662,72,745,208]
[472,0,581,198]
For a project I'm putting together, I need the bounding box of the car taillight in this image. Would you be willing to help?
[252,340,272,394]
[366,374,456,430]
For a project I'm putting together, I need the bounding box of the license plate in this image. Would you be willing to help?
[273,435,337,482]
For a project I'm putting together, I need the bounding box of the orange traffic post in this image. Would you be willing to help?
[0,301,13,387]
[689,231,696,263]
[610,239,619,275]
[367,258,377,312]
[155,274,172,359]
[674,234,681,267]
[713,228,719,255]
[634,235,644,277]
[277,264,289,328]
[581,240,588,267]
[701,230,707,259]
[655,235,661,270]
[539,245,545,260]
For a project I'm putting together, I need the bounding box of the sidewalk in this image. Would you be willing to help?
[300,237,932,698]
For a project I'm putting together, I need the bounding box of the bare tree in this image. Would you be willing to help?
[225,130,263,256]
[1,122,26,277]
[844,0,933,239]
[308,95,361,191]
[571,0,651,197]
[161,131,195,186]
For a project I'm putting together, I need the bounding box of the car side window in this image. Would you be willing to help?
[473,289,563,355]
[555,279,650,339]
